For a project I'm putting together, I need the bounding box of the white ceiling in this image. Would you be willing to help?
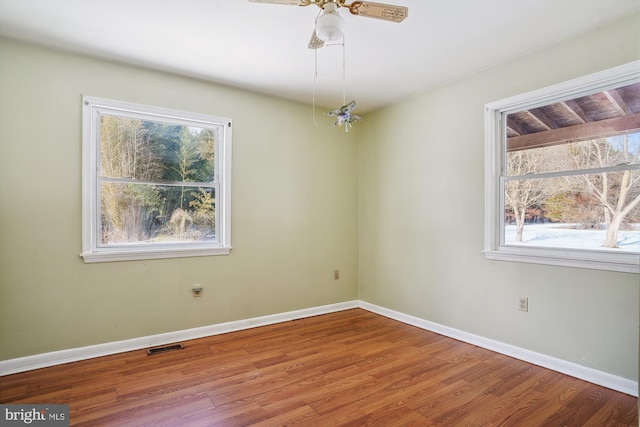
[0,0,638,113]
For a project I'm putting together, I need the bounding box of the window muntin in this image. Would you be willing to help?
[506,137,639,176]
[484,61,640,273]
[82,96,232,262]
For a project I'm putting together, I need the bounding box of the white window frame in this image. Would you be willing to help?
[484,61,640,273]
[81,96,232,263]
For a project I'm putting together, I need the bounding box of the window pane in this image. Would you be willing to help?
[100,182,216,245]
[99,114,217,182]
[507,133,640,176]
[504,172,640,252]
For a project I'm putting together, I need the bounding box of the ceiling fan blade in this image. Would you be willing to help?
[248,0,302,5]
[347,1,408,22]
[308,30,325,49]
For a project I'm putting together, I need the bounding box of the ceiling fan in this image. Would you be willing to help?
[248,0,408,49]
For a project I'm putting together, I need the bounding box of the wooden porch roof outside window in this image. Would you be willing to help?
[507,82,640,152]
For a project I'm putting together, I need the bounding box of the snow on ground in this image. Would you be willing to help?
[504,224,640,252]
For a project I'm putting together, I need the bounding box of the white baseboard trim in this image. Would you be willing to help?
[358,301,638,397]
[0,300,359,376]
[2,299,636,397]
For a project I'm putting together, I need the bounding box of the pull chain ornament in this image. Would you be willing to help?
[326,100,361,132]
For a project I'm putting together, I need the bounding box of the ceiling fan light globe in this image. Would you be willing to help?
[315,11,344,42]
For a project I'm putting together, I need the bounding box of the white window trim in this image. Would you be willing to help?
[81,96,232,263]
[484,61,640,274]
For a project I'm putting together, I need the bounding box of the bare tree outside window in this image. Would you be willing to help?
[505,150,552,242]
[565,136,640,248]
[485,64,640,272]
[504,130,640,251]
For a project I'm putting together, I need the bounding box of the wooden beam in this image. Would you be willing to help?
[527,108,557,130]
[506,125,521,137]
[506,114,527,136]
[506,123,524,136]
[507,112,640,152]
[559,99,588,123]
[604,89,632,115]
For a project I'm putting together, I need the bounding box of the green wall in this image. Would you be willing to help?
[358,12,640,381]
[1,11,639,385]
[0,38,359,360]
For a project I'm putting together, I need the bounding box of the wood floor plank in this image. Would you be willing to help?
[1,308,637,426]
[251,404,318,427]
[71,390,214,426]
[69,387,118,414]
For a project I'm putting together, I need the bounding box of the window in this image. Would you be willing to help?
[82,96,232,263]
[484,61,640,273]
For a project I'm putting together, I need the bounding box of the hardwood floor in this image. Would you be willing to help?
[1,309,637,426]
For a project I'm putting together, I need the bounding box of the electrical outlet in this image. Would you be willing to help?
[518,297,528,312]
[334,270,340,280]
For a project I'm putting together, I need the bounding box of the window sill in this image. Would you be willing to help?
[81,246,232,263]
[483,246,639,274]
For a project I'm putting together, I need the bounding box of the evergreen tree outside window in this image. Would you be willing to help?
[82,96,232,262]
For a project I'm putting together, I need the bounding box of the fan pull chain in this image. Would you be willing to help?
[312,46,318,125]
[342,35,346,106]
[311,14,347,125]
[311,8,322,126]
